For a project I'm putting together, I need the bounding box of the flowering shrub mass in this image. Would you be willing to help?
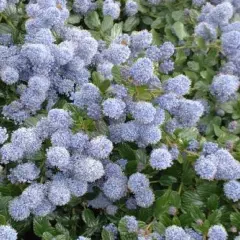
[1,0,240,239]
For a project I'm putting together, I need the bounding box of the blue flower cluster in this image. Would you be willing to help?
[0,0,19,12]
[1,0,240,237]
[194,1,240,104]
[128,173,154,208]
[155,75,204,133]
[208,225,228,240]
[0,109,119,220]
[194,141,240,203]
[0,0,102,123]
[0,13,207,220]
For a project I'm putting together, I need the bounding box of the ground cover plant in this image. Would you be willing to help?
[1,0,240,239]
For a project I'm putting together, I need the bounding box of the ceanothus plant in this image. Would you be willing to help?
[1,0,240,239]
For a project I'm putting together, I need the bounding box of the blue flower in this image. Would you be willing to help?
[224,180,240,202]
[150,148,173,170]
[73,156,105,182]
[48,180,71,206]
[102,98,126,119]
[135,188,155,208]
[122,216,138,233]
[163,75,191,96]
[103,176,127,201]
[128,173,150,193]
[131,101,156,124]
[208,225,228,240]
[210,74,239,102]
[103,0,120,19]
[165,225,191,240]
[0,225,17,240]
[47,146,70,170]
[88,136,113,159]
[130,57,153,85]
[9,197,30,221]
[125,0,138,16]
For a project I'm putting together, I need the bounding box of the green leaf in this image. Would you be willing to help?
[0,195,12,216]
[101,16,114,32]
[0,214,6,225]
[120,234,137,240]
[96,120,109,135]
[135,1,148,13]
[110,22,123,40]
[137,207,153,222]
[219,102,234,114]
[82,209,97,227]
[33,217,56,237]
[102,228,115,240]
[178,128,199,141]
[188,205,205,221]
[0,184,22,197]
[42,232,54,240]
[189,9,199,22]
[179,213,193,226]
[193,81,209,93]
[193,220,210,235]
[118,143,136,161]
[84,11,101,29]
[208,210,222,225]
[213,124,225,137]
[159,175,177,186]
[135,149,147,165]
[197,182,219,199]
[63,103,82,116]
[4,5,18,23]
[212,116,222,126]
[158,214,172,226]
[0,23,13,34]
[182,159,196,185]
[172,216,181,226]
[92,71,105,86]
[88,30,101,40]
[196,37,207,50]
[204,48,218,66]
[55,223,69,236]
[55,235,67,240]
[112,65,123,83]
[138,221,147,229]
[175,49,187,64]
[142,16,153,25]
[24,114,46,127]
[187,61,200,72]
[82,225,99,237]
[133,85,152,101]
[68,14,81,24]
[207,195,219,210]
[172,22,189,40]
[169,191,181,208]
[123,16,140,32]
[125,160,138,175]
[231,213,240,228]
[151,17,164,29]
[11,219,32,236]
[218,132,239,144]
[99,80,111,93]
[151,29,161,46]
[184,71,198,82]
[154,189,172,216]
[152,221,166,234]
[172,10,184,21]
[182,191,204,211]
